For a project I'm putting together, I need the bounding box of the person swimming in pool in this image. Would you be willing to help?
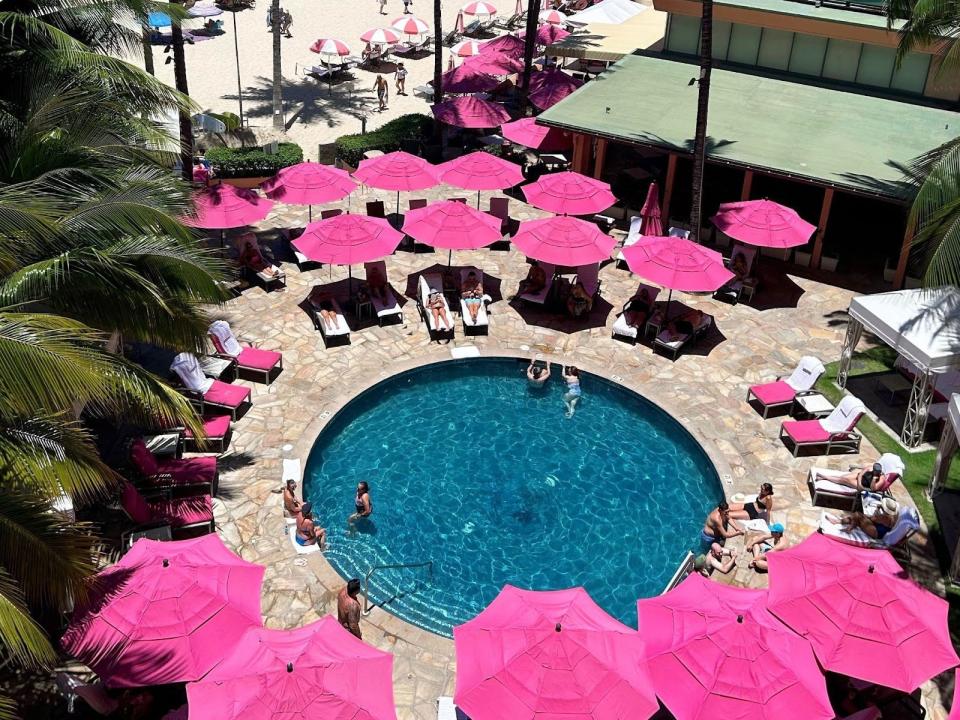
[562,365,581,418]
[526,357,550,387]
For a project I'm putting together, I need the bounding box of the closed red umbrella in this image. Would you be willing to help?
[433,96,511,129]
[513,215,616,265]
[439,150,524,207]
[501,117,571,152]
[639,182,662,236]
[260,161,355,221]
[522,171,616,215]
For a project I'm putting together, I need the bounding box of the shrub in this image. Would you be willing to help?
[205,142,303,178]
[335,114,433,168]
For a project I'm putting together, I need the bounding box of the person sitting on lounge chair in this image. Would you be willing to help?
[518,261,546,296]
[283,478,302,517]
[662,309,705,342]
[701,501,743,549]
[527,357,550,387]
[296,502,326,549]
[694,542,738,576]
[460,271,484,324]
[624,288,653,328]
[426,287,451,331]
[307,286,339,332]
[745,522,785,572]
[238,234,281,278]
[827,497,899,540]
[727,483,774,521]
[566,281,593,318]
[366,264,389,301]
[815,461,892,493]
[730,251,749,286]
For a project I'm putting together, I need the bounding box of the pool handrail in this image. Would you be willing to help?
[662,551,695,594]
[362,560,434,616]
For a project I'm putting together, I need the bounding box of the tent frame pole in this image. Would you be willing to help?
[902,367,934,448]
[836,319,863,389]
[929,424,959,499]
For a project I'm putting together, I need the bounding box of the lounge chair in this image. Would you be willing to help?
[459,267,491,334]
[170,352,252,421]
[364,261,404,325]
[746,356,826,419]
[437,697,469,720]
[818,501,920,552]
[807,453,905,510]
[208,320,283,384]
[574,263,601,298]
[409,198,428,211]
[612,283,659,344]
[129,438,218,494]
[517,261,555,305]
[366,200,386,218]
[615,216,642,266]
[120,481,215,536]
[235,234,286,292]
[653,312,714,360]
[779,395,866,457]
[55,671,120,716]
[488,197,511,234]
[307,292,351,346]
[414,84,435,99]
[714,243,758,305]
[283,228,321,272]
[419,273,455,339]
[320,208,342,220]
[183,414,232,454]
[668,226,690,239]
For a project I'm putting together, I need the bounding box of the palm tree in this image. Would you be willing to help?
[433,0,443,105]
[520,0,541,113]
[271,0,284,130]
[688,0,713,242]
[169,1,195,180]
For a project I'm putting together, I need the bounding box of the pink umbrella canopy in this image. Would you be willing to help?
[529,76,582,109]
[353,151,440,192]
[528,68,581,92]
[522,23,570,44]
[439,150,524,191]
[481,33,526,57]
[391,15,429,35]
[465,51,524,75]
[361,27,401,44]
[401,200,503,249]
[711,199,817,249]
[182,183,274,229]
[309,37,350,57]
[61,536,264,688]
[186,616,397,720]
[260,161,355,206]
[462,0,497,15]
[767,532,960,692]
[539,8,567,24]
[637,573,834,720]
[513,216,616,265]
[454,585,659,720]
[950,669,960,720]
[639,182,662,236]
[622,235,734,292]
[521,171,616,215]
[501,117,571,151]
[440,62,500,93]
[433,96,512,129]
[292,214,403,265]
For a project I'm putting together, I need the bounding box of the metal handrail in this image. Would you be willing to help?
[362,560,433,615]
[662,551,695,594]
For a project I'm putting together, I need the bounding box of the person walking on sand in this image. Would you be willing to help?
[374,74,388,110]
[395,62,408,95]
[378,0,387,13]
[338,579,363,639]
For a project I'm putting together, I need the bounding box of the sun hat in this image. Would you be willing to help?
[731,493,746,503]
[881,497,899,515]
[770,523,785,534]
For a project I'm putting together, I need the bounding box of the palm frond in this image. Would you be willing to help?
[0,566,57,669]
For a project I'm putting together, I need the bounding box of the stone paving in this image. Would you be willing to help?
[203,183,949,719]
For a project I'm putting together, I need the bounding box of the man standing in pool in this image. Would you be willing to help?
[348,481,372,529]
[338,579,363,639]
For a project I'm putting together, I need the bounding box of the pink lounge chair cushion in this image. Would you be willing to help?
[782,419,831,443]
[237,347,281,372]
[750,380,796,406]
[120,483,154,524]
[150,494,214,528]
[203,379,251,408]
[156,455,217,485]
[129,439,161,476]
[184,414,231,440]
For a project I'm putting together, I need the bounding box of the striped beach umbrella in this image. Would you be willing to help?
[539,8,567,24]
[391,15,429,36]
[462,0,497,16]
[309,37,350,59]
[361,27,402,44]
[451,38,482,57]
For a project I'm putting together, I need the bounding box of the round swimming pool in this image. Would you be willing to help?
[303,358,721,636]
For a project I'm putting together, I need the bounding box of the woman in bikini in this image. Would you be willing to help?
[562,365,582,418]
[348,481,372,526]
[727,483,774,521]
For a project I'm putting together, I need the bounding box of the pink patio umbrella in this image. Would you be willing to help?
[455,585,659,720]
[402,200,503,263]
[182,183,274,230]
[767,532,960,693]
[521,170,616,215]
[528,68,580,91]
[501,117,571,152]
[353,150,440,215]
[512,215,616,265]
[451,38,483,57]
[361,27,401,44]
[260,161,355,221]
[481,33,526,58]
[440,62,500,93]
[537,22,571,44]
[186,616,396,720]
[622,234,734,293]
[711,198,817,249]
[391,15,429,37]
[637,573,834,720]
[433,95,511,129]
[639,182,662,236]
[528,72,583,110]
[462,0,497,16]
[949,669,960,720]
[439,150,525,207]
[465,51,524,76]
[293,214,403,267]
[61,536,264,688]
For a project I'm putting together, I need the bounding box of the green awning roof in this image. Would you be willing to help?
[538,54,959,199]
[714,0,902,31]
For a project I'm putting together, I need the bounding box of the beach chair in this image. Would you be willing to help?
[612,283,659,344]
[419,273,455,340]
[307,292,351,347]
[818,502,920,555]
[746,356,826,419]
[714,243,758,304]
[321,208,342,220]
[129,438,218,494]
[806,453,905,510]
[366,200,386,218]
[283,228,321,272]
[517,261,555,305]
[779,395,866,457]
[235,234,286,292]
[653,313,714,360]
[183,414,232,454]
[414,84,435,99]
[574,263,601,298]
[55,671,120,716]
[170,352,252,421]
[459,267,491,334]
[615,216,642,266]
[667,226,690,239]
[364,261,404,325]
[120,481,214,536]
[282,458,300,535]
[409,198,428,211]
[208,320,283,384]
[488,197,511,233]
[437,697,469,720]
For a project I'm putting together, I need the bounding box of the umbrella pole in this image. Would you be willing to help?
[396,191,401,220]
[448,249,452,266]
[232,12,244,125]
[477,189,481,210]
[664,288,674,322]
[309,205,313,223]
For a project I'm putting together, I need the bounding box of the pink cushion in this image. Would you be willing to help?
[750,380,796,406]
[203,380,251,407]
[120,483,153,524]
[129,439,160,476]
[150,494,213,528]
[184,415,231,440]
[782,419,831,443]
[155,456,217,485]
[237,347,281,372]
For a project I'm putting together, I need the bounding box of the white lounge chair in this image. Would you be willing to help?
[459,267,491,334]
[419,273,455,339]
[282,458,300,534]
[653,312,714,360]
[289,525,321,554]
[615,215,642,265]
[307,292,350,346]
[818,500,920,551]
[364,261,403,326]
[235,234,286,291]
[517,262,555,305]
[715,242,758,304]
[807,453,905,509]
[779,395,866,457]
[437,697,469,720]
[612,283,659,344]
[573,263,600,298]
[746,356,826,419]
[170,352,252,420]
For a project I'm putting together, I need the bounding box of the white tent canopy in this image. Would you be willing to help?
[567,0,644,26]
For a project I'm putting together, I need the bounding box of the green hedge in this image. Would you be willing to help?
[334,114,433,168]
[205,143,303,178]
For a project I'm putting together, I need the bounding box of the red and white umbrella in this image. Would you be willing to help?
[309,37,350,58]
[451,38,482,57]
[539,8,567,24]
[462,0,497,16]
[361,27,401,44]
[391,15,429,36]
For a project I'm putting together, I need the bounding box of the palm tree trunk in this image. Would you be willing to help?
[170,4,194,182]
[688,0,713,242]
[271,0,283,130]
[520,0,541,115]
[433,0,443,105]
[142,28,155,75]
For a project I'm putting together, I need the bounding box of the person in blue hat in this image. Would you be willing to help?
[746,522,785,572]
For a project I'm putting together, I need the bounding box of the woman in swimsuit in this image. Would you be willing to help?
[460,272,484,324]
[624,288,652,328]
[566,282,593,318]
[727,483,774,521]
[426,288,451,331]
[295,502,327,549]
[348,481,372,526]
[307,286,339,331]
[562,365,581,418]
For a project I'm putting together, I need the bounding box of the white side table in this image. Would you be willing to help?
[793,392,834,419]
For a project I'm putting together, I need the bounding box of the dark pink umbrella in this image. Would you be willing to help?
[639,182,662,236]
[292,214,403,266]
[637,573,833,720]
[455,585,658,720]
[465,51,524,76]
[182,183,274,230]
[439,150,524,207]
[711,199,816,249]
[513,215,616,265]
[186,616,396,720]
[767,532,960,693]
[402,200,503,263]
[260,161,355,221]
[433,96,511,129]
[522,171,616,215]
[440,62,501,93]
[622,235,734,293]
[353,150,440,215]
[481,33,526,57]
[61,535,264,687]
[528,68,581,91]
[528,69,583,110]
[501,117,571,152]
[521,23,570,45]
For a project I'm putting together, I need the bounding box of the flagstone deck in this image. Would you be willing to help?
[207,184,949,719]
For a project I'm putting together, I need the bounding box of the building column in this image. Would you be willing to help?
[571,133,591,175]
[592,138,608,180]
[811,187,834,268]
[740,170,753,201]
[661,152,678,225]
[893,227,913,288]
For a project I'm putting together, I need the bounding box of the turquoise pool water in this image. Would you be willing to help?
[303,358,721,636]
